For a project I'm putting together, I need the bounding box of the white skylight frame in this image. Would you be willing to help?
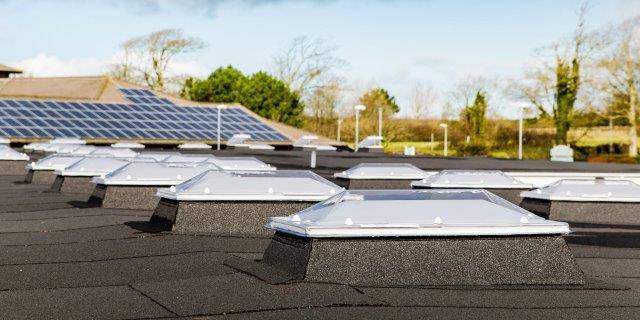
[505,171,640,188]
[267,189,571,238]
[177,143,212,150]
[334,163,429,180]
[0,146,29,161]
[88,147,139,158]
[161,154,215,163]
[49,138,86,145]
[68,145,98,155]
[56,157,155,177]
[156,170,342,201]
[136,152,180,161]
[520,179,640,202]
[92,162,221,186]
[111,142,145,149]
[0,137,10,144]
[413,170,533,189]
[205,156,276,171]
[27,154,85,170]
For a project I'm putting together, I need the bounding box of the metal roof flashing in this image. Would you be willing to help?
[334,163,427,180]
[413,170,532,189]
[520,179,640,202]
[267,189,570,238]
[156,170,341,201]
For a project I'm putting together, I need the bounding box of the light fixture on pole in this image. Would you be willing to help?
[377,106,383,139]
[518,104,530,160]
[354,105,366,152]
[439,123,448,157]
[217,105,224,150]
[337,118,342,142]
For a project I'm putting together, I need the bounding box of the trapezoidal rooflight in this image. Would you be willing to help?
[521,179,640,202]
[0,146,29,161]
[205,156,275,171]
[68,145,98,155]
[520,179,640,225]
[27,154,84,171]
[230,188,584,286]
[177,142,212,150]
[111,142,145,149]
[268,189,569,238]
[49,138,86,145]
[504,171,640,188]
[162,154,215,163]
[56,157,155,177]
[89,147,138,158]
[135,152,180,162]
[157,170,340,201]
[334,163,431,189]
[93,161,221,186]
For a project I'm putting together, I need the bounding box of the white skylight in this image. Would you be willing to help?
[0,146,29,161]
[136,152,180,161]
[67,145,98,155]
[205,157,275,171]
[413,170,532,189]
[56,157,155,177]
[334,163,427,180]
[49,138,86,145]
[89,147,138,158]
[520,179,640,202]
[157,170,341,201]
[27,154,84,170]
[93,162,221,185]
[267,189,570,238]
[177,143,212,150]
[162,154,215,163]
[111,142,145,149]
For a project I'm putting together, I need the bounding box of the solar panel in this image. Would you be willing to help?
[0,98,288,142]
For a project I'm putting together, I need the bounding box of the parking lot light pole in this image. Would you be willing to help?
[354,105,366,152]
[439,123,448,157]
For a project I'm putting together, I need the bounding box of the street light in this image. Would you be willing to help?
[518,104,530,160]
[439,123,448,157]
[354,104,366,151]
[377,106,383,139]
[337,118,342,142]
[216,105,225,151]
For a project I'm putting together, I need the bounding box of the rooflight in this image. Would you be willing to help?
[267,189,570,238]
[0,146,29,161]
[162,154,215,163]
[205,157,275,171]
[49,138,86,145]
[89,147,138,158]
[177,143,212,150]
[57,156,155,177]
[335,163,427,180]
[136,152,179,161]
[521,179,640,202]
[0,137,10,144]
[157,170,341,201]
[93,161,220,186]
[111,142,145,149]
[27,154,84,170]
[413,170,532,189]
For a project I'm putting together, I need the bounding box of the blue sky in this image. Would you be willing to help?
[2,0,639,117]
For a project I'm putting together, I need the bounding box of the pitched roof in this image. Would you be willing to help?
[0,64,22,73]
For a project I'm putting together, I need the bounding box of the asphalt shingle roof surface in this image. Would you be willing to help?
[3,150,640,319]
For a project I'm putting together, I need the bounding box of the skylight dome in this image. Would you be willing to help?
[267,189,569,238]
[136,152,179,162]
[49,138,86,145]
[413,170,532,189]
[162,154,214,163]
[27,154,84,171]
[57,157,154,177]
[0,145,29,161]
[93,162,220,185]
[111,142,145,149]
[55,144,84,154]
[89,147,138,158]
[157,170,340,201]
[335,163,427,180]
[521,179,640,202]
[68,145,98,155]
[205,156,275,171]
[177,142,211,150]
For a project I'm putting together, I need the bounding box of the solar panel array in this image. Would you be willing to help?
[0,97,288,141]
[119,88,175,105]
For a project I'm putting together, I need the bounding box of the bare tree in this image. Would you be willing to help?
[272,36,346,99]
[409,82,438,119]
[448,76,494,113]
[110,29,204,91]
[597,18,640,157]
[109,39,138,84]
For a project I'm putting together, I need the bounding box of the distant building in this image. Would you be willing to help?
[0,75,342,147]
[0,64,22,78]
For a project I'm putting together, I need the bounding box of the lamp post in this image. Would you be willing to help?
[518,104,530,160]
[439,123,448,157]
[217,105,224,151]
[377,106,383,139]
[354,104,366,151]
[337,118,342,142]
